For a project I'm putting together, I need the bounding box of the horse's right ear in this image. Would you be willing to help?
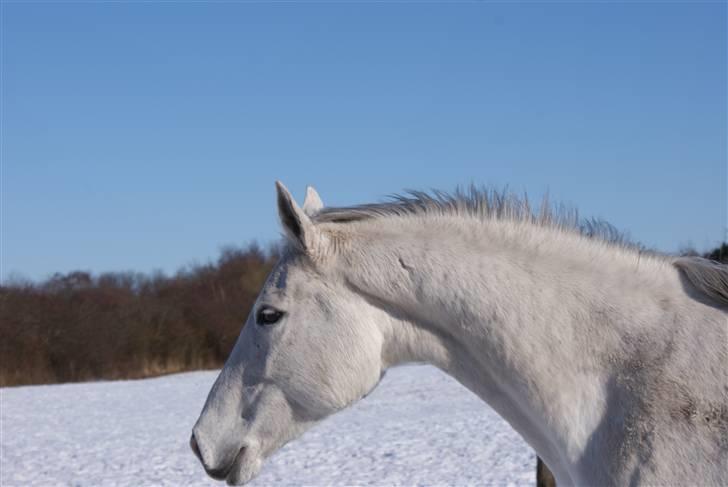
[303,186,324,216]
[275,181,327,255]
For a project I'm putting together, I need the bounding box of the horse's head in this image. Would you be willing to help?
[191,182,386,485]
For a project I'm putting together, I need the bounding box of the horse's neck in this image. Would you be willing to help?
[343,219,683,483]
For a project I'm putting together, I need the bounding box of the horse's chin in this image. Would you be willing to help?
[224,448,263,486]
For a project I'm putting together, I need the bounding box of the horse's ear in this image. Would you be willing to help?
[276,181,326,255]
[303,186,324,216]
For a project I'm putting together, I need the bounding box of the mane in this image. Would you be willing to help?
[314,186,728,307]
[314,186,636,248]
[673,257,728,307]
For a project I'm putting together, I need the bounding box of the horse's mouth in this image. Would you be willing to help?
[206,463,234,482]
[222,446,257,486]
[202,448,242,482]
[191,435,248,484]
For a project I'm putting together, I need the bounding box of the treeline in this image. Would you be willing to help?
[1,243,726,387]
[702,242,727,263]
[0,245,276,387]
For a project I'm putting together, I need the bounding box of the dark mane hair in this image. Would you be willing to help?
[314,186,632,247]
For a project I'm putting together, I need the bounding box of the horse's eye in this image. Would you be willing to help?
[256,306,284,326]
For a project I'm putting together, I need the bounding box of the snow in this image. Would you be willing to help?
[1,365,535,486]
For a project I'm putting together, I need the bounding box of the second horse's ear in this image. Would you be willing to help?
[276,181,327,256]
[303,186,324,216]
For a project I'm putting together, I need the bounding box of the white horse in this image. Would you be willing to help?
[191,182,728,486]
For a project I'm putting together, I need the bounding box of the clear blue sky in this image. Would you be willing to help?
[2,2,726,282]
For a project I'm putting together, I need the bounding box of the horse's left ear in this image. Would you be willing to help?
[276,181,327,255]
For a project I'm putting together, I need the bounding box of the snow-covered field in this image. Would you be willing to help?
[1,365,535,486]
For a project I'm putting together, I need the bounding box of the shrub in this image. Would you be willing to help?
[0,244,276,387]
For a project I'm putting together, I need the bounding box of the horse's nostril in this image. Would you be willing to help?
[190,433,202,462]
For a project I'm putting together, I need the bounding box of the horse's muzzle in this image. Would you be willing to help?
[190,431,241,481]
